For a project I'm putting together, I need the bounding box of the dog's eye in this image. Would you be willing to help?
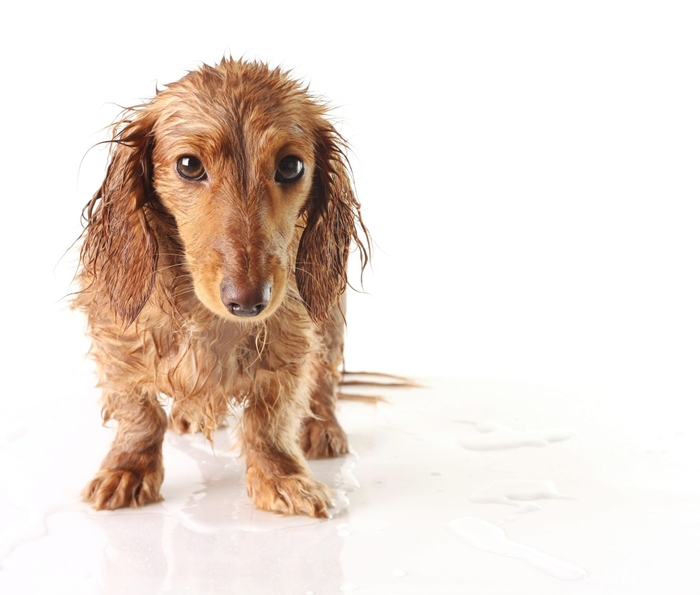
[275,156,304,183]
[176,156,207,181]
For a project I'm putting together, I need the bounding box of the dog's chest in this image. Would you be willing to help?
[152,319,261,400]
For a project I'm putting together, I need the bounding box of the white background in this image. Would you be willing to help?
[1,0,699,433]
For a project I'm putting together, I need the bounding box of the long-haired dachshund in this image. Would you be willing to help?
[74,58,369,518]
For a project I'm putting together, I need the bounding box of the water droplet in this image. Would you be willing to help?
[460,421,576,451]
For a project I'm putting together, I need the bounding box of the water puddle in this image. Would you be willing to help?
[449,517,587,581]
[160,429,359,533]
[454,419,585,579]
[468,479,576,515]
[459,420,576,451]
[0,426,359,576]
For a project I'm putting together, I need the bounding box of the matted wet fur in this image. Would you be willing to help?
[74,58,369,517]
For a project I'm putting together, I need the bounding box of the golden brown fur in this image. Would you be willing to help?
[74,58,368,517]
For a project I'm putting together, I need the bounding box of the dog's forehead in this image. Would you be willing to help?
[153,70,319,156]
[152,110,315,170]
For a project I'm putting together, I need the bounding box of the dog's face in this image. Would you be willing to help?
[81,60,367,326]
[149,70,319,321]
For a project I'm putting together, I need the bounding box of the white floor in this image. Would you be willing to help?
[1,376,699,594]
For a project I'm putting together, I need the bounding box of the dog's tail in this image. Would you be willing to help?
[338,371,423,403]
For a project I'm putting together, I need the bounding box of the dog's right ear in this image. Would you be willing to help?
[80,108,158,326]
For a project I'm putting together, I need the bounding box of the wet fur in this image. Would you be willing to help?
[75,59,368,517]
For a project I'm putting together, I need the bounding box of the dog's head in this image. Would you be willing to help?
[81,59,368,325]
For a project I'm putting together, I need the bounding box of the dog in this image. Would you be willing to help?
[74,58,369,518]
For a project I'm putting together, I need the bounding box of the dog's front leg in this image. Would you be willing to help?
[83,390,167,510]
[242,369,334,518]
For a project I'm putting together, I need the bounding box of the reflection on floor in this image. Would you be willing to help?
[1,378,699,594]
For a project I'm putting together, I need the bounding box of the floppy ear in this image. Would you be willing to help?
[80,108,158,326]
[296,125,369,322]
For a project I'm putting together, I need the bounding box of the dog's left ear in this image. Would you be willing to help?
[296,124,369,322]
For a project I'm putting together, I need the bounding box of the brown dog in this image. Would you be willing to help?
[75,58,368,517]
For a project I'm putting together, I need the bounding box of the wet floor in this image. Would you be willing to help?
[1,377,699,594]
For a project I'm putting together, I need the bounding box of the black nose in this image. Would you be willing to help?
[220,281,271,317]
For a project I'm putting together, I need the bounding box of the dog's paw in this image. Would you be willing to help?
[300,416,349,459]
[83,467,164,510]
[246,466,333,518]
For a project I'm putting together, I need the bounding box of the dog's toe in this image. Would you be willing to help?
[246,466,333,518]
[83,468,163,510]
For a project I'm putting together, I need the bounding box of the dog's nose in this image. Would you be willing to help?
[220,281,271,317]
